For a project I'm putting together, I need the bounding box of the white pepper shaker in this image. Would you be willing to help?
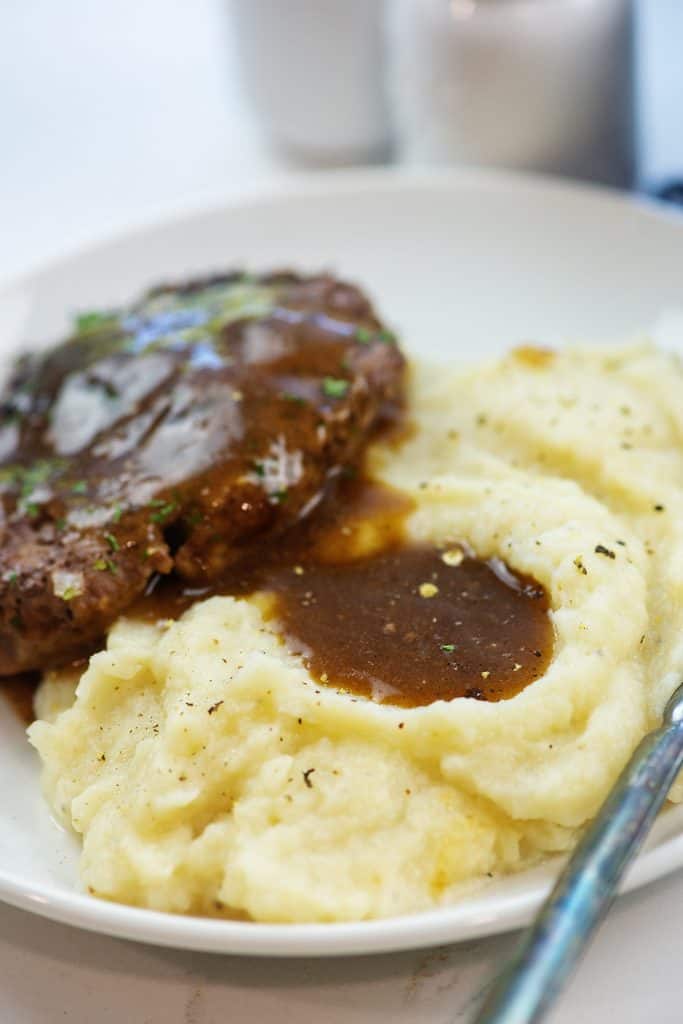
[387,0,635,187]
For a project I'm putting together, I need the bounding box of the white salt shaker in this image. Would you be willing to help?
[387,0,635,187]
[229,0,390,164]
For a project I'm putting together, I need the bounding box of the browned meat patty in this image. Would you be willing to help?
[0,272,405,675]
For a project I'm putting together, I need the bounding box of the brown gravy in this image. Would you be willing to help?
[0,673,39,724]
[136,477,553,707]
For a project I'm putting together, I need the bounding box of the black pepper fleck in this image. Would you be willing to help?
[594,544,616,559]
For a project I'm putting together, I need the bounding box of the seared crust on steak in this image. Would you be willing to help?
[0,272,405,674]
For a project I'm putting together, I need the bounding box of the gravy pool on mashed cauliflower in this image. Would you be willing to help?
[29,342,683,923]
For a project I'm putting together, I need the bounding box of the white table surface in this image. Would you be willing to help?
[2,2,683,1021]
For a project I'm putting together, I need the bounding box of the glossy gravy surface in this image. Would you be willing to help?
[138,478,553,707]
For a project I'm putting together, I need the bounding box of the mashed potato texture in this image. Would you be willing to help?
[29,343,683,921]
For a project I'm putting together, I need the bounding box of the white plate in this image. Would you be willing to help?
[1,168,683,958]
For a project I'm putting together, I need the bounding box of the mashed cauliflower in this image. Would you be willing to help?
[29,343,683,922]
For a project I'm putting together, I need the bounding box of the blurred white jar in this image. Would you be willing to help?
[387,0,635,186]
[229,0,390,164]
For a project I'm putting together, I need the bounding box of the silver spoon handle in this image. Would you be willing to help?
[473,680,683,1024]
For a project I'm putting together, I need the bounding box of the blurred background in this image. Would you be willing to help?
[0,0,681,281]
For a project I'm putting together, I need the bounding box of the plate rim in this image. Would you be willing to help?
[0,819,682,957]
[2,163,682,297]
[3,165,683,956]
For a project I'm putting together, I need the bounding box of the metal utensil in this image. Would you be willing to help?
[473,679,683,1024]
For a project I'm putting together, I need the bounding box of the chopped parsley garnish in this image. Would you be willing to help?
[71,480,88,495]
[440,644,456,652]
[61,585,79,601]
[1,460,65,502]
[74,310,117,334]
[104,532,120,552]
[18,460,60,498]
[270,489,289,504]
[356,326,396,346]
[251,461,265,478]
[322,377,349,399]
[93,558,116,573]
[149,500,178,524]
[111,504,123,523]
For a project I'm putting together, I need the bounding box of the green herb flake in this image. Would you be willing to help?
[251,461,265,479]
[282,392,306,406]
[440,644,456,652]
[71,480,88,495]
[74,310,117,334]
[61,585,79,601]
[355,327,373,344]
[104,532,120,552]
[270,489,289,505]
[149,500,178,524]
[94,558,116,573]
[111,504,123,523]
[16,459,61,498]
[377,329,397,345]
[322,377,350,399]
[4,571,18,586]
[23,502,39,519]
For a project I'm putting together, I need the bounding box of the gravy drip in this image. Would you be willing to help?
[0,673,39,724]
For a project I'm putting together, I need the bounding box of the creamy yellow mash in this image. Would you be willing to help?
[29,343,683,922]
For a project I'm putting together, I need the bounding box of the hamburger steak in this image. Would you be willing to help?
[0,272,405,675]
